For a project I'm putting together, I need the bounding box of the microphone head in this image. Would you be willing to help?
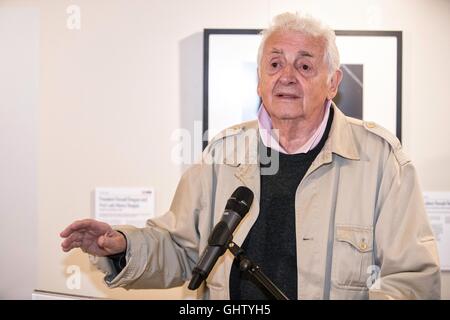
[225,186,254,218]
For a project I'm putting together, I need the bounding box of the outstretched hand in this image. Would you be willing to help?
[60,219,126,256]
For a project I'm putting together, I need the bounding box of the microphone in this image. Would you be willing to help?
[188,186,254,290]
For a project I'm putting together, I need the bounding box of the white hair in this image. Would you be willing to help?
[257,12,340,76]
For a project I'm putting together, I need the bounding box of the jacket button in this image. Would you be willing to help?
[360,241,368,250]
[366,122,376,128]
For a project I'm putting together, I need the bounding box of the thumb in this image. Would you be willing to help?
[97,234,107,248]
[98,231,125,253]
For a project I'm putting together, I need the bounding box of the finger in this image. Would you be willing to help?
[62,240,82,252]
[60,219,95,237]
[61,232,84,249]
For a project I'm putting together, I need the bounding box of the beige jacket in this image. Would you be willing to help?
[93,104,441,299]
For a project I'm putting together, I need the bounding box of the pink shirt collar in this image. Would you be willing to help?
[257,100,331,154]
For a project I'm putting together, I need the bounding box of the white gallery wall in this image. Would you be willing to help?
[0,0,449,299]
[0,7,38,299]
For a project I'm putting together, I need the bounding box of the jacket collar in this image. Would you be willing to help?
[304,102,360,176]
[324,102,360,161]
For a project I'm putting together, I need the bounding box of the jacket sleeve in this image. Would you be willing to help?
[369,148,441,299]
[91,162,213,289]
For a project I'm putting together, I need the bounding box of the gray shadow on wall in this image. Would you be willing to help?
[178,32,204,174]
[178,32,204,299]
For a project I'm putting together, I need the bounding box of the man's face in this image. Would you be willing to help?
[257,30,341,123]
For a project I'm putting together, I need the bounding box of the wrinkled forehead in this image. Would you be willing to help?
[263,30,326,59]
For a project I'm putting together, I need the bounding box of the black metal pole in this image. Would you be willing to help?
[228,242,289,300]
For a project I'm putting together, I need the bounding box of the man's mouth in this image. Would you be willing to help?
[274,93,301,99]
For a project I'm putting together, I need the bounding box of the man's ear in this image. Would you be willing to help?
[327,69,343,100]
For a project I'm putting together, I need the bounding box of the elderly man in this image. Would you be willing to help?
[60,12,440,299]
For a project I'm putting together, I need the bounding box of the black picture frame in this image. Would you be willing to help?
[203,29,402,149]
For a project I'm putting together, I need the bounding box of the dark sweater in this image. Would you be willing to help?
[229,108,334,300]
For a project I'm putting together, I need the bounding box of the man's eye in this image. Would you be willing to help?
[301,64,310,71]
[271,62,279,68]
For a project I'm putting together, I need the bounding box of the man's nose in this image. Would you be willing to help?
[279,64,297,85]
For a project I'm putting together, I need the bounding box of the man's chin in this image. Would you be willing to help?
[271,112,306,122]
[268,105,305,121]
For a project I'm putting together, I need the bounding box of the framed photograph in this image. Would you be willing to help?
[203,29,402,148]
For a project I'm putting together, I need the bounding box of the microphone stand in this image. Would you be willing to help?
[228,241,289,300]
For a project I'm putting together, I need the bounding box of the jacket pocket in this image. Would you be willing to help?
[332,225,373,289]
